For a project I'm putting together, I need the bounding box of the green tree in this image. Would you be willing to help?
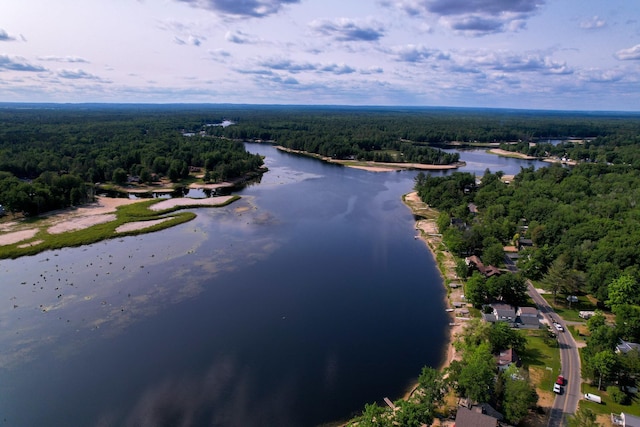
[591,350,618,390]
[393,400,434,427]
[456,343,496,403]
[607,275,640,308]
[112,168,127,185]
[487,321,527,354]
[417,366,446,407]
[568,407,601,427]
[501,368,538,424]
[348,403,392,427]
[465,272,488,307]
[542,254,585,303]
[483,242,506,267]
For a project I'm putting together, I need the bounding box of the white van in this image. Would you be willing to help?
[584,393,602,404]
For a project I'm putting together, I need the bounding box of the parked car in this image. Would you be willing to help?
[556,375,565,386]
[553,383,562,394]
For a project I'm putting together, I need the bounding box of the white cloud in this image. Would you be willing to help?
[309,18,386,42]
[225,30,258,44]
[387,0,545,36]
[174,0,300,18]
[0,55,46,72]
[580,16,606,30]
[57,69,107,81]
[37,56,90,63]
[615,44,640,61]
[0,29,16,42]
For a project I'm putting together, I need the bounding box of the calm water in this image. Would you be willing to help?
[0,145,545,426]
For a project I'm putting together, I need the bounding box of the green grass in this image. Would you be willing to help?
[521,329,561,391]
[580,383,640,417]
[540,294,597,322]
[0,196,239,259]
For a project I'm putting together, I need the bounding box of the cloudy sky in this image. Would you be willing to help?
[1,0,639,110]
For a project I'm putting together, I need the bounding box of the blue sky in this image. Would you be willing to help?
[1,0,639,110]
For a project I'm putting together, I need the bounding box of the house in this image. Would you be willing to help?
[468,203,479,215]
[503,245,520,261]
[616,340,640,355]
[496,348,520,371]
[465,256,502,278]
[579,311,596,319]
[483,303,516,324]
[516,306,540,329]
[451,217,468,230]
[454,406,499,427]
[517,238,533,251]
[612,412,640,427]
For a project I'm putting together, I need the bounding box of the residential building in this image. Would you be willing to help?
[454,407,499,427]
[616,339,640,355]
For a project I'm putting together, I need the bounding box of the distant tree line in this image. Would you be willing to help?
[205,106,640,165]
[0,106,264,216]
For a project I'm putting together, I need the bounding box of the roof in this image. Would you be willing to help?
[492,303,516,319]
[518,306,538,316]
[455,407,499,427]
[617,340,640,355]
[497,348,517,367]
[622,412,640,427]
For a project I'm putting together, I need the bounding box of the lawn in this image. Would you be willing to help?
[521,329,561,392]
[580,383,640,418]
[540,294,597,323]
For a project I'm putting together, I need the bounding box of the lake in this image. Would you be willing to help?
[0,145,546,426]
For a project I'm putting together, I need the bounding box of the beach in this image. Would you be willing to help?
[275,146,461,172]
[401,192,467,398]
[0,195,236,248]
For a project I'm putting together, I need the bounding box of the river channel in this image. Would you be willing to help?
[0,144,546,426]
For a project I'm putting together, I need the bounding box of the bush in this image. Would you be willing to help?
[607,386,630,405]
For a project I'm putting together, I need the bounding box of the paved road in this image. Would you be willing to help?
[527,283,581,427]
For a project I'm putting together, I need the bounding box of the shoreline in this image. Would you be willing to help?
[400,192,466,398]
[0,195,238,258]
[275,145,462,172]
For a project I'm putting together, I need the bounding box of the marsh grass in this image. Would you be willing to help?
[0,196,239,259]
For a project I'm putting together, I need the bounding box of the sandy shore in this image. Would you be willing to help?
[488,148,538,160]
[0,197,140,246]
[149,196,235,211]
[275,146,461,172]
[401,192,467,400]
[0,195,236,247]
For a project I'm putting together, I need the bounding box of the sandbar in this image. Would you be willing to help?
[115,218,173,233]
[487,148,538,160]
[149,196,235,211]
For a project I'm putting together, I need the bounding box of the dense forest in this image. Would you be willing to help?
[415,163,640,304]
[205,106,640,165]
[2,103,639,218]
[0,105,264,216]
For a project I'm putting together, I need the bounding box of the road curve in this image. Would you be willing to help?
[527,283,581,427]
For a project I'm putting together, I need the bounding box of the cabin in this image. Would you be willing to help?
[517,238,534,251]
[616,339,640,355]
[482,303,516,324]
[612,412,640,427]
[466,256,502,278]
[516,306,541,329]
[455,406,499,427]
[496,348,520,371]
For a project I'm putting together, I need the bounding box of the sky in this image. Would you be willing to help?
[0,0,639,111]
